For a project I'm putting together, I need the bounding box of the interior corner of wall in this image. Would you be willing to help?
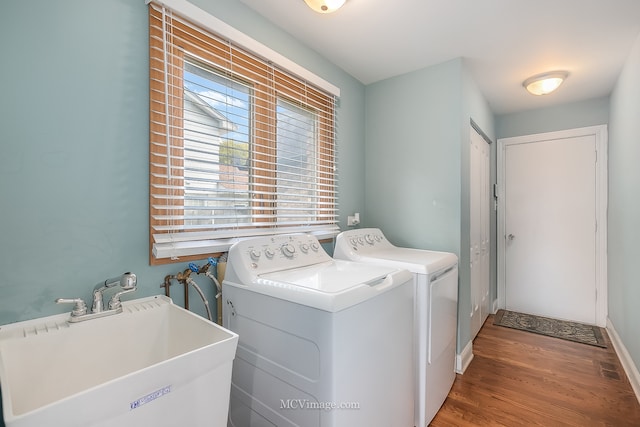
[455,340,474,374]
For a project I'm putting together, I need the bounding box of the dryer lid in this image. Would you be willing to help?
[348,247,458,275]
[334,228,458,275]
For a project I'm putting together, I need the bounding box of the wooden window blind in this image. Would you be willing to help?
[148,2,339,263]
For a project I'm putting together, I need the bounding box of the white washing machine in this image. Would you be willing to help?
[334,228,458,427]
[222,234,415,427]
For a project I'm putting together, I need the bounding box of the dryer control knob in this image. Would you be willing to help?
[265,248,275,259]
[282,243,296,258]
[300,243,310,253]
[310,242,320,251]
[365,234,375,244]
[250,249,261,261]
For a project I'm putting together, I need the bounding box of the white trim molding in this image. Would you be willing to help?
[496,125,608,327]
[456,340,474,374]
[606,318,640,404]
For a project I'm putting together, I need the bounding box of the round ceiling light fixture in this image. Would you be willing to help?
[304,0,347,14]
[523,71,569,96]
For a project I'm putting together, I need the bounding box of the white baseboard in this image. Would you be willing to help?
[492,299,499,314]
[606,318,640,404]
[456,340,474,374]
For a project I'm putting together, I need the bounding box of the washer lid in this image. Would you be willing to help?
[259,259,392,292]
[247,259,411,312]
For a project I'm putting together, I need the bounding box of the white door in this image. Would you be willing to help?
[498,126,607,326]
[470,126,490,338]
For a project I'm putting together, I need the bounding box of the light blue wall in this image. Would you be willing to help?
[0,0,364,325]
[608,33,640,370]
[364,58,495,354]
[364,59,462,251]
[496,96,609,139]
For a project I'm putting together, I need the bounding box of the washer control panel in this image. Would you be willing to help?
[227,234,331,278]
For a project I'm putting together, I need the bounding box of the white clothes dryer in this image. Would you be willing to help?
[222,234,415,427]
[334,228,458,427]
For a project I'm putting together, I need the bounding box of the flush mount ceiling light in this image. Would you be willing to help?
[523,71,569,96]
[304,0,346,13]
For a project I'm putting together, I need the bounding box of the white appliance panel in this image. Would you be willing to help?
[223,234,415,427]
[334,228,459,427]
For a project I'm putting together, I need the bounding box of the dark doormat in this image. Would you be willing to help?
[494,309,607,348]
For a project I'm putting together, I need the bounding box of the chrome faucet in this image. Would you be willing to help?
[92,272,137,313]
[56,272,137,323]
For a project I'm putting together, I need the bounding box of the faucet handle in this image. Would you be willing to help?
[107,287,137,311]
[56,298,88,317]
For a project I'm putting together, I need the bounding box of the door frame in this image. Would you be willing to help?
[496,125,608,327]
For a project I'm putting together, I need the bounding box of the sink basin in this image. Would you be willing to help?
[0,295,238,427]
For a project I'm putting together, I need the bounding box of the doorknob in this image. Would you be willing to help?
[507,233,515,241]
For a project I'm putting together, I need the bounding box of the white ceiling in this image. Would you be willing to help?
[238,0,640,115]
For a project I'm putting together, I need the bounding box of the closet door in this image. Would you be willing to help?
[470,126,490,339]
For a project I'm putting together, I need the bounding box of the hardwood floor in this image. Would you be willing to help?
[431,315,640,426]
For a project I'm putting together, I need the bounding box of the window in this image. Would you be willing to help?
[148,2,338,263]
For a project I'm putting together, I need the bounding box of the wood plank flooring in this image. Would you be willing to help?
[431,315,640,426]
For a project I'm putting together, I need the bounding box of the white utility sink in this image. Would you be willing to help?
[0,295,238,427]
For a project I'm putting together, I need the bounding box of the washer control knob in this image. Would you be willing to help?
[357,237,364,245]
[300,243,310,253]
[265,248,275,259]
[365,234,375,244]
[349,238,358,246]
[310,242,320,252]
[250,249,261,261]
[282,243,296,258]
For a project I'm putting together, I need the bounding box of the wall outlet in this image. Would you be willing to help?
[347,212,360,227]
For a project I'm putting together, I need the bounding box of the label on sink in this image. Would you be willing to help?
[130,385,172,410]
